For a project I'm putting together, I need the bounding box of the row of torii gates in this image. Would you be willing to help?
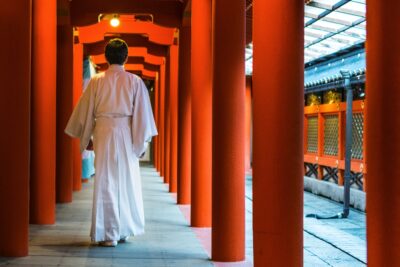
[1,0,399,266]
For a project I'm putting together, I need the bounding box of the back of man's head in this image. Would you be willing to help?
[105,38,128,65]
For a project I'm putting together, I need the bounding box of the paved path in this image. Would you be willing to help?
[0,167,211,267]
[0,169,367,266]
[246,174,367,267]
[303,191,366,266]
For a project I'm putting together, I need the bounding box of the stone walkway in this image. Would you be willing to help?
[246,174,366,267]
[303,192,366,266]
[0,168,367,266]
[0,167,211,267]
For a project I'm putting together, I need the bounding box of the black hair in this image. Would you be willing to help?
[105,38,128,65]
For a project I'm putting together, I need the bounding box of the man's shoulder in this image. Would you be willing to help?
[124,72,146,89]
[124,71,141,81]
[91,72,106,81]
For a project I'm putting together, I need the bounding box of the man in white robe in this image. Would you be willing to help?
[65,38,157,247]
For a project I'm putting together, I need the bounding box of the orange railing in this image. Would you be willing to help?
[303,100,367,191]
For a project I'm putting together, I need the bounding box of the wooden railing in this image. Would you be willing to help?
[303,100,367,191]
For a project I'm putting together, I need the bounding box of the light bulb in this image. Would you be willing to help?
[110,17,120,27]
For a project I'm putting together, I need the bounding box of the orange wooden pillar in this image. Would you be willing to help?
[191,0,212,227]
[56,1,74,203]
[156,72,162,171]
[366,1,400,265]
[0,0,31,257]
[245,76,252,173]
[30,0,57,224]
[154,73,160,170]
[164,61,171,184]
[317,113,325,179]
[72,42,83,191]
[253,1,304,266]
[169,44,179,193]
[212,0,245,261]
[177,20,192,204]
[160,63,166,178]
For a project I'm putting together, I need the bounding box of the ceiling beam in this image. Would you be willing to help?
[96,61,159,73]
[82,34,169,59]
[305,17,365,48]
[78,19,176,46]
[305,0,352,27]
[70,0,184,28]
[86,43,166,65]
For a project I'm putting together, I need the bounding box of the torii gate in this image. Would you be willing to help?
[72,17,178,198]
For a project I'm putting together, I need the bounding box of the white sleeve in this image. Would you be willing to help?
[64,79,96,152]
[131,78,158,157]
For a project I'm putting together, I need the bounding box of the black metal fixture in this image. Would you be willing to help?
[306,70,353,219]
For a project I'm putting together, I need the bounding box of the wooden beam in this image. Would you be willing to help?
[70,0,184,28]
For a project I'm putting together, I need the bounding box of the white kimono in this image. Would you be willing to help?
[65,64,157,242]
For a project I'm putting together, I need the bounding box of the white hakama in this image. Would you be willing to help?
[64,65,157,242]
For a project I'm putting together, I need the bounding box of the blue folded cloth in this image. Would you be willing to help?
[82,150,95,179]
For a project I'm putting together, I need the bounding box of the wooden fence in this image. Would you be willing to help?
[304,100,367,191]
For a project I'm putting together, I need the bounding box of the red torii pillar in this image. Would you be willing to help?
[164,60,171,184]
[56,1,74,203]
[191,0,212,227]
[169,44,179,193]
[366,1,400,265]
[159,63,166,178]
[157,70,163,176]
[72,42,83,191]
[30,0,57,224]
[245,76,252,174]
[212,0,245,261]
[154,72,160,170]
[253,1,304,266]
[156,71,161,171]
[177,21,192,204]
[0,0,31,257]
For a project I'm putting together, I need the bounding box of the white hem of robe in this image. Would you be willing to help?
[90,117,145,242]
[64,65,158,242]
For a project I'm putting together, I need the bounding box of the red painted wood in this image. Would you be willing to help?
[253,0,304,265]
[191,0,212,227]
[303,100,367,180]
[72,43,83,192]
[169,45,179,193]
[70,0,183,28]
[245,77,252,173]
[30,0,57,224]
[78,19,175,46]
[164,61,171,184]
[154,74,159,170]
[0,0,31,257]
[84,36,168,60]
[160,63,166,178]
[366,1,400,265]
[56,24,74,203]
[212,0,246,261]
[177,24,192,204]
